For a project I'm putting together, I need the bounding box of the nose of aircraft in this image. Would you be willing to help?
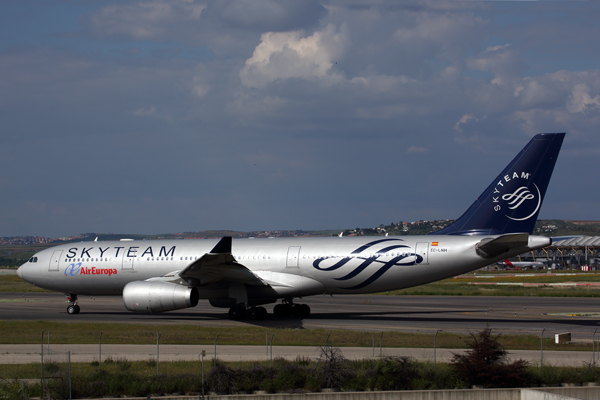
[17,261,32,281]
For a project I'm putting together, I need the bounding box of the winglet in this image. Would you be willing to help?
[210,236,232,254]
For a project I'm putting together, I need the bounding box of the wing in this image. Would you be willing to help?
[179,237,267,286]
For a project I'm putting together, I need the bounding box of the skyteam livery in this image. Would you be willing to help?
[17,133,565,320]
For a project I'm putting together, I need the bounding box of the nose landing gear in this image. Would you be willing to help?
[65,294,80,314]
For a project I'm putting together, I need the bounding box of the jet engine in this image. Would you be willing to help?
[123,281,199,313]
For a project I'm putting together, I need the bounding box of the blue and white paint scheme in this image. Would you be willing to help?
[17,133,565,320]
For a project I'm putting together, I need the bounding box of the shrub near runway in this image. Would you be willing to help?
[3,353,600,397]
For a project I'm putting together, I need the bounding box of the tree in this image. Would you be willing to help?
[451,327,534,388]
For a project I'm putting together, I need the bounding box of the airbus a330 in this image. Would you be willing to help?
[17,133,565,320]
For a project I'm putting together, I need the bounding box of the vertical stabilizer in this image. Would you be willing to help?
[434,133,565,236]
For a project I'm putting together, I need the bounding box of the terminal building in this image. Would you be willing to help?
[511,236,600,270]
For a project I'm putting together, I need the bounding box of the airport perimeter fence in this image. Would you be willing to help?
[8,328,600,399]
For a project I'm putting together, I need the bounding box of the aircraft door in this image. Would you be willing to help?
[122,254,135,270]
[415,242,429,265]
[49,251,62,271]
[286,246,301,268]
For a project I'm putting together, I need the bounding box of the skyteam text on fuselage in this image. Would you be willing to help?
[17,133,565,320]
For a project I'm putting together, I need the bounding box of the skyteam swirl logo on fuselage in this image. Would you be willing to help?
[312,239,423,290]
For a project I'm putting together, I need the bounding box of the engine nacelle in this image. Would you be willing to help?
[123,281,199,313]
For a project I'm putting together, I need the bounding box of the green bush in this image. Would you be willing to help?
[206,362,236,394]
[369,357,420,390]
[451,327,537,388]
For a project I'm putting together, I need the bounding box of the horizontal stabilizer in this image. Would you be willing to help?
[476,233,529,259]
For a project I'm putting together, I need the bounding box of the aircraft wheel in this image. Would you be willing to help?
[291,304,308,318]
[74,305,81,314]
[228,305,246,320]
[273,304,291,318]
[248,306,267,320]
[256,306,267,320]
[67,305,77,315]
[247,307,259,320]
[299,304,310,317]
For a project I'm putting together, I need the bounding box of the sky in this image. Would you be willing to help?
[1,0,599,238]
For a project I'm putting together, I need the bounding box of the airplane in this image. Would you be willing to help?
[500,259,546,269]
[17,133,565,320]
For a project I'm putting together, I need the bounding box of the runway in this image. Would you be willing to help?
[2,292,600,340]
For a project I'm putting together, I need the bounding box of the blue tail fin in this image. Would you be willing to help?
[434,133,565,236]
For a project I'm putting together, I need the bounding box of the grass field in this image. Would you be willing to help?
[0,273,51,292]
[0,320,590,351]
[1,272,598,351]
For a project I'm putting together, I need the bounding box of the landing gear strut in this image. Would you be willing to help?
[65,294,80,315]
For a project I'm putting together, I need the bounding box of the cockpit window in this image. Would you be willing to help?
[28,257,38,263]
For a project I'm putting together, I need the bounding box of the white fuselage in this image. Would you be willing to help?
[17,234,546,302]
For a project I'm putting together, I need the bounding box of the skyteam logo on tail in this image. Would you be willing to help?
[492,171,541,221]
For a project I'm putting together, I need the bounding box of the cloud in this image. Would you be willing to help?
[567,83,600,114]
[87,0,206,40]
[407,146,428,154]
[211,0,326,32]
[239,24,349,88]
[132,106,157,116]
[467,44,525,85]
[454,113,478,134]
[3,1,600,236]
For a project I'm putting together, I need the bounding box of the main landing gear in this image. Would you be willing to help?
[273,300,311,318]
[228,305,267,320]
[65,294,80,315]
[226,300,311,320]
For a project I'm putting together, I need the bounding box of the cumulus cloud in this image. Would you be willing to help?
[454,113,478,134]
[567,83,600,114]
[239,24,349,88]
[467,44,525,85]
